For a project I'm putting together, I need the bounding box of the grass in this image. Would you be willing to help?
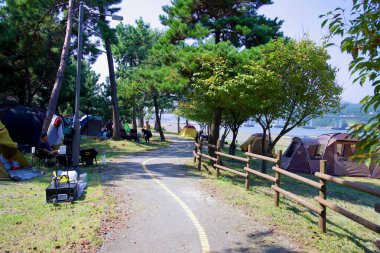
[187,147,380,253]
[81,135,169,160]
[0,136,169,252]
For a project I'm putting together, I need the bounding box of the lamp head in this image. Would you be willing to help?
[111,15,123,21]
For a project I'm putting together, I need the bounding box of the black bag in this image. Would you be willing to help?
[80,148,98,165]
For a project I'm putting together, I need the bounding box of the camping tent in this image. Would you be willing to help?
[0,121,31,180]
[178,127,197,138]
[281,133,380,178]
[0,105,46,147]
[80,115,102,136]
[240,133,271,155]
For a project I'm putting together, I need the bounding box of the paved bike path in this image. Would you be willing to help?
[99,137,299,253]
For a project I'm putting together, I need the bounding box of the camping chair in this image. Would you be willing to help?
[32,148,56,168]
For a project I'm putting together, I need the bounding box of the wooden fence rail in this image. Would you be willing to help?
[193,141,380,247]
[315,172,380,197]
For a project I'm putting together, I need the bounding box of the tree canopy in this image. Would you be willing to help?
[239,39,342,159]
[321,0,380,165]
[160,0,283,47]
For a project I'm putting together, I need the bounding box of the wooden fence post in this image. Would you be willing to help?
[274,150,282,207]
[375,203,380,214]
[194,142,197,163]
[198,142,202,171]
[319,160,327,233]
[375,204,380,249]
[216,140,221,177]
[245,144,252,191]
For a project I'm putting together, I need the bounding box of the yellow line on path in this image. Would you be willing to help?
[141,145,210,253]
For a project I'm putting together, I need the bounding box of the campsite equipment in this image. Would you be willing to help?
[46,182,78,203]
[101,153,106,165]
[0,120,43,180]
[80,148,98,165]
[46,170,78,203]
[240,133,272,154]
[80,115,102,136]
[57,170,78,183]
[32,148,48,167]
[59,145,67,155]
[79,173,87,184]
[0,105,46,148]
[178,126,197,138]
[281,133,380,178]
[62,127,74,166]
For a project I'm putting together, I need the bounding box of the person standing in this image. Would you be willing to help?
[144,120,151,131]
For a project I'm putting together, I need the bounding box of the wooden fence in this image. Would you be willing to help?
[194,141,380,247]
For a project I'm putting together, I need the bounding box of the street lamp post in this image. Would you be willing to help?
[72,1,123,169]
[72,1,84,169]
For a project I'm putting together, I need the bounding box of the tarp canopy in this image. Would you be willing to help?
[178,127,197,138]
[281,133,380,178]
[240,133,270,155]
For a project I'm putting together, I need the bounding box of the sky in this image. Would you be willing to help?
[92,0,373,104]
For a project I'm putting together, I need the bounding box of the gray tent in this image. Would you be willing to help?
[80,115,102,136]
[281,133,380,178]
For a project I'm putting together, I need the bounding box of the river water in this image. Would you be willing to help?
[159,114,347,143]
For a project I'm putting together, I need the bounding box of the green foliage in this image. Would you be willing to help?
[113,19,161,71]
[160,0,283,47]
[0,0,65,105]
[177,100,214,125]
[0,0,105,108]
[321,0,380,164]
[239,39,342,153]
[53,57,110,119]
[180,42,247,107]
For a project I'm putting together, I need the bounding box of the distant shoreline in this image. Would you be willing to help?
[158,113,347,144]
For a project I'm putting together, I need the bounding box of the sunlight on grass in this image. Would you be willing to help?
[80,136,169,160]
[0,167,113,252]
[185,158,380,253]
[0,136,168,252]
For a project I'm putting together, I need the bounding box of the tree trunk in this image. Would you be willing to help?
[220,126,230,150]
[137,104,144,127]
[98,5,121,140]
[132,107,137,129]
[208,106,223,157]
[138,115,144,128]
[153,93,165,141]
[229,129,239,155]
[104,38,121,140]
[26,70,33,106]
[261,128,268,173]
[215,31,221,44]
[42,0,74,133]
[132,97,137,129]
[177,115,181,133]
